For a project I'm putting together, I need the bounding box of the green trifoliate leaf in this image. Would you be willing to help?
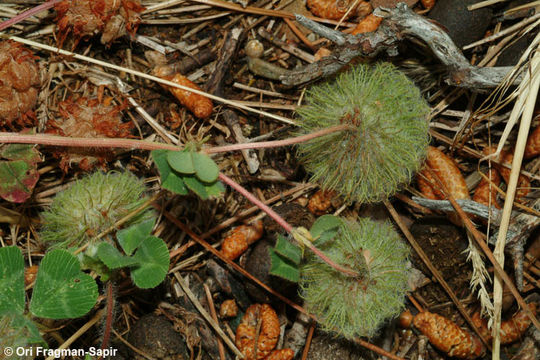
[131,236,170,289]
[152,150,189,195]
[167,150,195,174]
[268,248,300,283]
[274,235,302,265]
[30,250,98,319]
[117,218,155,256]
[0,246,25,315]
[96,242,139,269]
[192,152,219,183]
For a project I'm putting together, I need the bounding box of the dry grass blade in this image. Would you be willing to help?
[491,47,540,360]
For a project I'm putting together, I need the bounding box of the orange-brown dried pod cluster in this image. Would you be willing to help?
[307,189,337,216]
[472,169,501,209]
[351,14,383,35]
[417,146,470,200]
[236,304,292,360]
[482,146,530,200]
[421,0,436,10]
[0,41,40,129]
[219,299,239,318]
[413,311,484,359]
[525,126,540,159]
[306,0,363,20]
[45,96,132,172]
[153,66,214,119]
[471,303,537,345]
[221,219,263,260]
[55,0,144,45]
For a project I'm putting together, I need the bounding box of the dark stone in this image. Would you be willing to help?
[128,314,189,360]
[428,0,493,49]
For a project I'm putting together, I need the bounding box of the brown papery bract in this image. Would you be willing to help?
[236,304,281,360]
[417,146,470,200]
[413,311,484,359]
[0,41,40,128]
[153,66,214,119]
[221,219,263,260]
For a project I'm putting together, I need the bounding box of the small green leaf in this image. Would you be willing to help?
[192,152,219,183]
[152,150,189,195]
[30,250,98,319]
[183,175,208,200]
[274,235,302,264]
[0,246,25,315]
[167,150,195,174]
[97,242,139,269]
[131,236,170,289]
[0,312,45,347]
[310,215,342,247]
[268,248,299,283]
[204,181,225,197]
[117,218,155,256]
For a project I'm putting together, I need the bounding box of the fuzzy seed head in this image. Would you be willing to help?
[300,217,409,338]
[40,171,154,248]
[296,63,430,203]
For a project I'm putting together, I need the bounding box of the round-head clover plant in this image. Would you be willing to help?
[296,62,430,203]
[300,217,409,339]
[40,171,155,248]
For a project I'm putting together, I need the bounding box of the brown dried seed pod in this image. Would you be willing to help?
[497,151,530,200]
[55,0,144,45]
[472,303,537,345]
[221,220,264,260]
[413,311,484,359]
[219,299,239,318]
[306,0,359,20]
[24,265,39,287]
[236,304,281,360]
[472,169,501,209]
[307,189,337,216]
[421,0,436,10]
[265,348,295,360]
[417,146,470,200]
[0,41,40,128]
[398,309,414,328]
[45,96,132,172]
[351,13,383,35]
[154,66,214,119]
[524,126,540,159]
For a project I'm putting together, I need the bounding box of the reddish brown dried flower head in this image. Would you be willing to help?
[55,0,145,45]
[46,96,132,172]
[236,304,281,360]
[0,41,40,128]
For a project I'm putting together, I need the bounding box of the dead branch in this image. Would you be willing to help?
[281,3,523,89]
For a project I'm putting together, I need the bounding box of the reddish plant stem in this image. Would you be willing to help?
[99,281,114,360]
[0,0,62,32]
[218,173,358,277]
[205,124,353,154]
